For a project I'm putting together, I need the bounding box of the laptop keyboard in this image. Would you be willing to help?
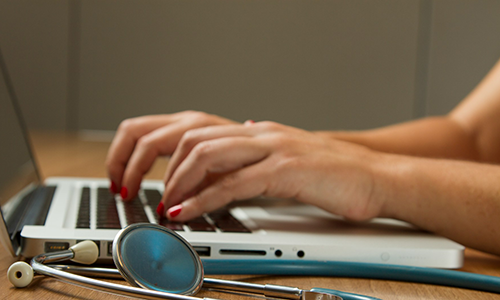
[76,187,251,233]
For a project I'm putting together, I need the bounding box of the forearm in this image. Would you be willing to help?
[317,58,500,163]
[373,152,500,255]
[315,116,480,161]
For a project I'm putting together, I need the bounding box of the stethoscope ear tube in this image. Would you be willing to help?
[202,259,500,294]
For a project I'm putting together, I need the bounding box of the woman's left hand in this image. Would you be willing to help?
[160,121,385,222]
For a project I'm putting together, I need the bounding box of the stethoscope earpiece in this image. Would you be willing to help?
[70,240,99,265]
[7,239,98,289]
[7,261,34,288]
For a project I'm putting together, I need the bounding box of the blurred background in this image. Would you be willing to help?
[1,0,500,133]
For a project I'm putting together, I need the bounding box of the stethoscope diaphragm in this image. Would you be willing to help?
[112,223,204,296]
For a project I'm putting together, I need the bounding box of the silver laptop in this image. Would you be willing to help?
[0,47,464,269]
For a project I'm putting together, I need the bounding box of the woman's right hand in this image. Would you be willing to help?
[105,111,238,201]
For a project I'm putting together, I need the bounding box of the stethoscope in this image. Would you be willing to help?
[7,223,379,300]
[7,223,500,299]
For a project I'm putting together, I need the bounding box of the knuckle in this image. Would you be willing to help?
[179,129,201,150]
[217,173,240,190]
[181,110,200,116]
[118,115,156,133]
[136,135,155,152]
[191,141,215,161]
[117,118,137,133]
[184,110,210,123]
[258,121,281,131]
[264,134,290,149]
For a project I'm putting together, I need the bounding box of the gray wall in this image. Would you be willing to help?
[1,0,500,132]
[426,0,500,115]
[0,0,69,130]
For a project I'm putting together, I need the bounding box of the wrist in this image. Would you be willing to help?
[368,152,413,220]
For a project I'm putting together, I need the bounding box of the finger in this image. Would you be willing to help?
[164,124,256,185]
[163,137,270,209]
[119,121,202,200]
[108,112,238,194]
[106,115,181,192]
[166,162,270,221]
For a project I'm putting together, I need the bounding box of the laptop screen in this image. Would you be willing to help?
[0,47,40,253]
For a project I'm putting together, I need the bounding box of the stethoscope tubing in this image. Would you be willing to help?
[202,259,500,294]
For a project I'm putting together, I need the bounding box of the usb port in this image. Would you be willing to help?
[193,246,211,257]
[108,241,113,256]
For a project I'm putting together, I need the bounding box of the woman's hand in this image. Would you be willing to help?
[106,111,237,200]
[160,121,386,222]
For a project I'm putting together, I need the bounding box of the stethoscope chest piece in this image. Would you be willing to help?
[112,223,204,296]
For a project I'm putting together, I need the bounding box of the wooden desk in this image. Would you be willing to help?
[2,131,500,299]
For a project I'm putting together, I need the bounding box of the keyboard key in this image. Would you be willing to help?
[187,217,216,232]
[158,218,184,231]
[123,196,149,225]
[208,209,251,233]
[143,189,162,208]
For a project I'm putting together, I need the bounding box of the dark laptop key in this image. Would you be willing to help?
[207,209,233,220]
[97,188,121,229]
[123,196,149,225]
[159,218,184,231]
[208,209,251,233]
[76,187,91,228]
[213,220,251,233]
[143,189,162,208]
[186,217,216,232]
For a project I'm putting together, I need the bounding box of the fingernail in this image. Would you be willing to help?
[120,186,128,199]
[110,181,118,194]
[156,202,165,216]
[244,120,255,126]
[168,205,182,218]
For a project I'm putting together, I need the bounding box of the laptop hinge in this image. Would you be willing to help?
[8,185,56,242]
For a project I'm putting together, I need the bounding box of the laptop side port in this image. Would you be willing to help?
[193,246,211,257]
[107,241,113,256]
[44,242,69,253]
[219,249,266,256]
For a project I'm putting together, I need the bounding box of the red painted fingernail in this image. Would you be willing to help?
[156,202,165,216]
[168,205,182,218]
[110,181,118,194]
[120,186,128,199]
[244,120,255,126]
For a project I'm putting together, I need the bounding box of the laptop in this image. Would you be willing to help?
[0,47,464,269]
